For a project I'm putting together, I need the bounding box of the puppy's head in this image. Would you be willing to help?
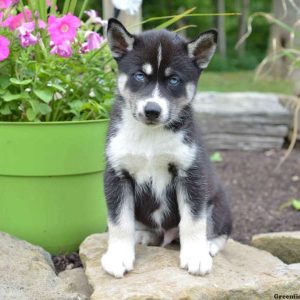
[107,18,217,126]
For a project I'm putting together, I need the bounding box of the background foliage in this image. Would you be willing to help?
[87,0,273,71]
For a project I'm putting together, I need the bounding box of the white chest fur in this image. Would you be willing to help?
[107,109,196,198]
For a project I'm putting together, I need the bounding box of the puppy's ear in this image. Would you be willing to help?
[187,29,217,69]
[107,18,135,59]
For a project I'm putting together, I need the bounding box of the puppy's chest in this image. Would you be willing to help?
[107,123,195,191]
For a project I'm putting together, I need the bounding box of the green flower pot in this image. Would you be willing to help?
[0,120,108,254]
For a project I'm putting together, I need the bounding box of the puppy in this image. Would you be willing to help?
[101,18,232,278]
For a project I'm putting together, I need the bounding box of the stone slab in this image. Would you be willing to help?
[80,233,300,300]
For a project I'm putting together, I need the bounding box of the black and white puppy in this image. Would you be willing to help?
[102,18,232,278]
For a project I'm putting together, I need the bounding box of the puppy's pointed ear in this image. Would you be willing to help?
[107,18,135,59]
[187,29,218,69]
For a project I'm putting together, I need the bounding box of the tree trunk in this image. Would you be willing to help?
[237,0,250,57]
[217,0,227,59]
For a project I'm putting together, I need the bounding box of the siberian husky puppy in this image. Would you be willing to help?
[102,18,232,278]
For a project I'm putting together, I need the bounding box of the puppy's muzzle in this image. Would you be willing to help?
[144,102,161,121]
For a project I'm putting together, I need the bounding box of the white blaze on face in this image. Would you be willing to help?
[157,44,162,69]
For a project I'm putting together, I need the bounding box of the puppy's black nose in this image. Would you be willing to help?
[144,102,161,120]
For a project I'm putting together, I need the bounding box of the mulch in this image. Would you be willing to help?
[52,147,300,272]
[52,252,82,273]
[215,148,300,244]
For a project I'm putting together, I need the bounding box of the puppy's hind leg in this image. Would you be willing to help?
[135,221,163,246]
[208,235,228,257]
[207,187,232,257]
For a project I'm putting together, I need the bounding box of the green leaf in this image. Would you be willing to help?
[29,100,51,116]
[0,104,11,115]
[174,25,197,33]
[210,152,223,163]
[68,0,77,13]
[79,0,89,18]
[155,7,196,29]
[69,100,83,111]
[49,83,66,93]
[0,76,11,89]
[26,108,36,121]
[292,199,300,211]
[38,103,52,115]
[50,0,57,14]
[33,88,53,103]
[29,99,39,113]
[10,78,32,85]
[62,0,71,14]
[2,92,27,102]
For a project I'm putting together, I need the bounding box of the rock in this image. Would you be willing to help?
[193,92,291,150]
[80,233,300,300]
[252,231,300,264]
[0,232,87,300]
[287,263,300,275]
[59,268,93,299]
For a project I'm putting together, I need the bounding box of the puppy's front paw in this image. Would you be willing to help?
[101,247,135,278]
[180,247,212,276]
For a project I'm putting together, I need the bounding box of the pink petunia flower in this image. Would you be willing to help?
[50,40,72,57]
[85,10,103,25]
[48,14,80,45]
[80,42,89,54]
[80,31,103,53]
[17,22,38,47]
[38,19,46,29]
[0,0,12,9]
[18,21,34,32]
[2,9,32,31]
[0,35,10,61]
[87,32,103,50]
[19,31,38,47]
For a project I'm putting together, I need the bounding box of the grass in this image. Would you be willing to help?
[198,71,293,94]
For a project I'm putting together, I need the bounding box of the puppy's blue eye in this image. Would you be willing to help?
[134,72,146,82]
[168,76,180,86]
